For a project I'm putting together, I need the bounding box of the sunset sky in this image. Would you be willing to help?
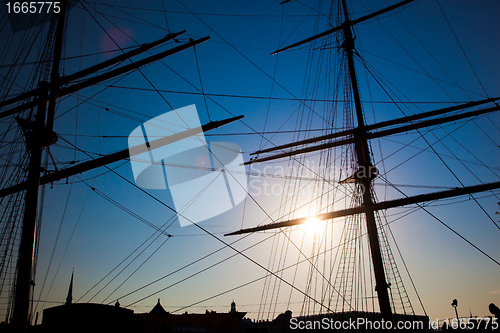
[1,0,499,324]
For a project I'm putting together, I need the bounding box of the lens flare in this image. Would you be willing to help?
[304,216,321,233]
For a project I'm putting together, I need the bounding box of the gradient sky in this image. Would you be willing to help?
[1,0,499,324]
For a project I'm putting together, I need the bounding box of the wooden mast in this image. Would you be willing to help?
[4,3,224,330]
[339,0,393,321]
[226,0,429,323]
[225,0,500,319]
[11,83,48,333]
[12,0,69,330]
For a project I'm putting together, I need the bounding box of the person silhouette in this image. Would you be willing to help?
[489,303,500,331]
[490,303,500,318]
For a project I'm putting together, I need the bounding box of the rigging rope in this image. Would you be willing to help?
[192,46,210,122]
[379,175,500,266]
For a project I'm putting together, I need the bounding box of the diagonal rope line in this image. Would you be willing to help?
[378,174,500,266]
[357,54,500,231]
[436,0,489,98]
[193,46,211,122]
[59,137,335,313]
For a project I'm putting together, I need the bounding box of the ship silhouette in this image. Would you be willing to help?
[0,0,499,332]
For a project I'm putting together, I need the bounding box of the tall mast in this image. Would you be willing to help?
[340,0,393,321]
[11,83,48,333]
[12,1,68,330]
[46,0,69,135]
[5,2,223,331]
[228,0,418,322]
[225,0,499,322]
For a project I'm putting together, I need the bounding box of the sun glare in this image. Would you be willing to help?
[304,216,321,233]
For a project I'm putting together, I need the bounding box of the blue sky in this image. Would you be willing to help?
[0,0,499,324]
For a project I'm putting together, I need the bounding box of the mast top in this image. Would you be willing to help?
[271,0,415,55]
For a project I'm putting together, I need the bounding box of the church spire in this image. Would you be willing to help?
[65,269,73,305]
[150,298,168,315]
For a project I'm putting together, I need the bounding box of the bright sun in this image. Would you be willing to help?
[304,217,321,233]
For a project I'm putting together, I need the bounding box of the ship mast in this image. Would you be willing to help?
[12,1,69,330]
[226,0,499,321]
[0,3,240,331]
[339,0,392,321]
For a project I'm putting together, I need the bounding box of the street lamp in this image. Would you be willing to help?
[451,299,459,320]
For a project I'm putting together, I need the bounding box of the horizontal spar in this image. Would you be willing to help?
[0,115,243,198]
[56,36,210,99]
[0,36,209,120]
[61,30,187,85]
[271,0,415,54]
[225,181,500,235]
[251,96,500,156]
[0,31,187,111]
[244,104,500,165]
